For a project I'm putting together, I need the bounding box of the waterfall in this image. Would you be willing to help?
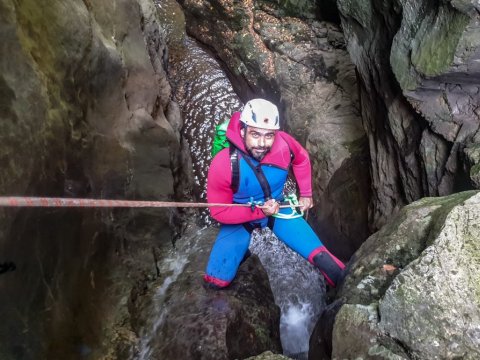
[250,230,325,358]
[137,227,204,360]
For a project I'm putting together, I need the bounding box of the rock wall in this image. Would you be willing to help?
[177,0,370,259]
[338,0,480,230]
[0,0,186,358]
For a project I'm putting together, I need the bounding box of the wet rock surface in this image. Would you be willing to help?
[0,0,187,358]
[131,226,283,360]
[308,299,343,360]
[309,191,480,359]
[245,351,293,360]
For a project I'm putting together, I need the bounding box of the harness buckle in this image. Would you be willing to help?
[249,197,264,212]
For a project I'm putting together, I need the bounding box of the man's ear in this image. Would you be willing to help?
[240,127,245,138]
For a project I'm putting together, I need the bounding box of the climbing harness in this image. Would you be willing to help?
[272,193,304,219]
[0,196,298,210]
[247,193,304,219]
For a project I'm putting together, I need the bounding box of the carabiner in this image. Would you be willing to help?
[273,193,303,219]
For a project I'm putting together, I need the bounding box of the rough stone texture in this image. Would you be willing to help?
[465,133,480,187]
[338,0,480,231]
[177,0,369,259]
[332,304,409,360]
[379,195,480,358]
[311,191,480,359]
[245,351,293,360]
[391,0,480,199]
[0,0,188,358]
[131,226,283,360]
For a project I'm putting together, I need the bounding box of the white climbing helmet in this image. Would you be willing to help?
[239,98,280,130]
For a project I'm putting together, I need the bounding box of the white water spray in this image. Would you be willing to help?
[250,230,326,358]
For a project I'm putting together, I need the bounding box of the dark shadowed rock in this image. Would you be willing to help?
[308,299,344,360]
[0,0,190,358]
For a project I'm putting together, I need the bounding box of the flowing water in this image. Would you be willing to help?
[137,226,203,360]
[169,36,242,211]
[250,230,325,358]
[154,1,326,357]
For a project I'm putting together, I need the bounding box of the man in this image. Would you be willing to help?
[204,98,345,289]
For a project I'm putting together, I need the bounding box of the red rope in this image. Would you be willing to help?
[0,196,294,209]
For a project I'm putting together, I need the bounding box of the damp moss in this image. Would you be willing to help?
[233,31,269,74]
[14,0,69,111]
[8,0,87,190]
[411,5,469,77]
[465,144,480,185]
[470,164,480,188]
[15,0,60,83]
[253,325,271,346]
[17,5,79,106]
[391,3,470,91]
[471,163,480,176]
[342,136,368,155]
[275,0,316,19]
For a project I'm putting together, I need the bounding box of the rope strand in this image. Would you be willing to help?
[0,196,296,209]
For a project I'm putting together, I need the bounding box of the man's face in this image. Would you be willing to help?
[241,126,276,161]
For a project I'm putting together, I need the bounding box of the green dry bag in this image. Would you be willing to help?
[211,121,230,157]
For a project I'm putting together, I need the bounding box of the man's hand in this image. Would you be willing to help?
[258,199,279,216]
[298,196,313,211]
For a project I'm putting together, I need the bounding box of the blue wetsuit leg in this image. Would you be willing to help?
[271,214,324,260]
[205,224,251,284]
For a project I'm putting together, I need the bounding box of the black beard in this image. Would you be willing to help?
[246,146,269,161]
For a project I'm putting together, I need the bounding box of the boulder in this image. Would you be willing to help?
[309,191,480,359]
